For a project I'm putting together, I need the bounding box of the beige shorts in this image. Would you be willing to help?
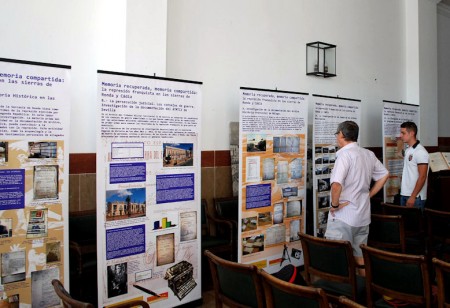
[325,218,369,257]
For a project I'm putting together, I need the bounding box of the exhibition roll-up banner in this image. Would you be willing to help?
[382,101,419,203]
[238,87,308,272]
[0,58,71,306]
[97,71,202,307]
[312,95,361,237]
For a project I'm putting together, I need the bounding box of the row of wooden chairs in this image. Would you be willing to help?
[373,203,450,259]
[204,249,362,308]
[301,231,450,308]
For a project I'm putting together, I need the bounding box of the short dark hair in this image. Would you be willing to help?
[400,121,417,136]
[336,121,359,142]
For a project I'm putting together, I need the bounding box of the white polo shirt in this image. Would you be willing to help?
[401,142,429,199]
[330,142,389,227]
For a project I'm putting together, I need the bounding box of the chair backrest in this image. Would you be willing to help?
[214,197,239,221]
[52,279,95,308]
[259,269,329,308]
[368,214,406,253]
[381,202,424,236]
[433,258,450,308]
[425,208,450,251]
[298,233,358,298]
[361,244,431,308]
[204,250,264,308]
[338,296,366,308]
[201,199,210,234]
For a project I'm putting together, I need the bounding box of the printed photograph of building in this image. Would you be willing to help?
[163,143,193,167]
[106,188,146,221]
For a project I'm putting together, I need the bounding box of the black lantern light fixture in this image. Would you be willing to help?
[306,41,336,78]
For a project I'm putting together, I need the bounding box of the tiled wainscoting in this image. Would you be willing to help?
[68,139,450,213]
[68,151,234,213]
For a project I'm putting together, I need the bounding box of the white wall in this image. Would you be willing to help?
[0,0,167,153]
[1,0,442,152]
[166,0,440,150]
[418,0,438,146]
[438,4,450,137]
[126,0,167,76]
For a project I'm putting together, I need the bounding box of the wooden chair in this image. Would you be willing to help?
[201,199,234,260]
[259,269,329,308]
[339,296,366,308]
[204,250,264,308]
[298,232,365,304]
[368,214,406,253]
[214,196,239,230]
[361,244,431,308]
[425,208,450,262]
[433,257,450,308]
[51,279,149,308]
[381,202,426,254]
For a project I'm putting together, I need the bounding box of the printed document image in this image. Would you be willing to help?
[31,267,59,308]
[156,233,175,266]
[1,250,26,284]
[26,209,48,239]
[33,165,59,200]
[180,211,197,242]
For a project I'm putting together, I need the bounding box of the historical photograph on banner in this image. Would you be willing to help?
[0,59,70,306]
[97,72,202,307]
[239,88,308,272]
[312,96,361,237]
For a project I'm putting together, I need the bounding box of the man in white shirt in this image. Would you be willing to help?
[399,121,429,210]
[325,121,389,270]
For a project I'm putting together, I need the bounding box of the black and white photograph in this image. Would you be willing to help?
[318,195,330,209]
[0,218,12,238]
[317,211,329,226]
[317,178,331,192]
[0,141,8,163]
[282,186,298,198]
[107,262,128,298]
[246,134,266,152]
[315,165,329,175]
